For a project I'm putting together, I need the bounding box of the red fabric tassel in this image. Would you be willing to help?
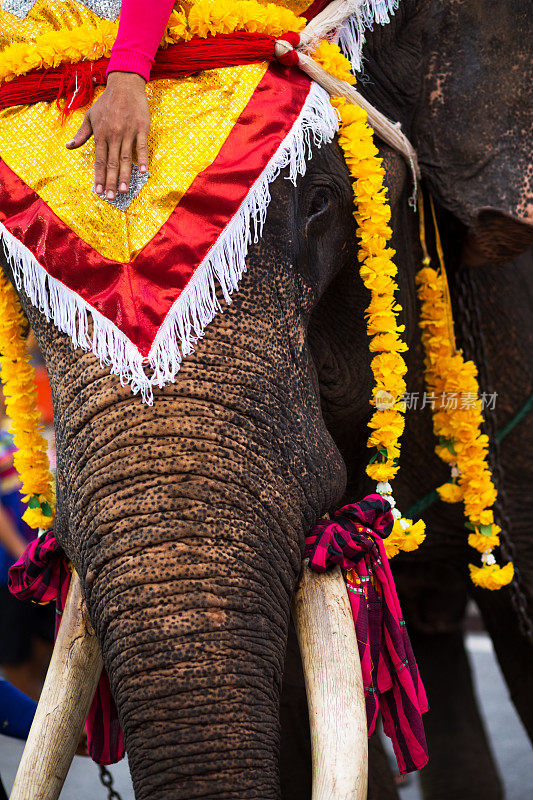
[55,61,105,120]
[152,31,278,76]
[0,32,290,115]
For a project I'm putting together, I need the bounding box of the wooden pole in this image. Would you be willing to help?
[292,563,368,800]
[10,572,103,800]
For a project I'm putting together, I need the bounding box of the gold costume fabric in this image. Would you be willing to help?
[0,0,360,401]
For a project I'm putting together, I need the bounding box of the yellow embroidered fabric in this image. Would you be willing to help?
[0,64,268,262]
[0,0,314,263]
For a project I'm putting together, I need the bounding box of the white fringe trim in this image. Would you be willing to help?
[0,82,338,405]
[0,225,155,402]
[338,0,401,73]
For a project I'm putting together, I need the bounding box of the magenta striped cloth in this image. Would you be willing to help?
[305,494,429,774]
[8,532,124,765]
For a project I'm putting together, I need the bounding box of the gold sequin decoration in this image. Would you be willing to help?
[0,63,268,263]
[0,0,313,262]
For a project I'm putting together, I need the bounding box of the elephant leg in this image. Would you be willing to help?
[410,626,503,800]
[473,585,533,742]
[367,736,401,800]
[10,573,102,800]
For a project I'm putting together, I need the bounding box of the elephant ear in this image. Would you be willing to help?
[416,0,533,263]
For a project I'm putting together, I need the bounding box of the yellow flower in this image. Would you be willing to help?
[367,409,405,451]
[468,526,500,552]
[383,532,402,558]
[371,352,407,379]
[366,460,400,482]
[469,562,514,590]
[401,519,426,551]
[369,332,408,353]
[434,444,456,464]
[365,294,401,317]
[0,20,119,81]
[477,509,494,526]
[437,482,463,503]
[312,41,356,84]
[22,507,53,529]
[383,519,426,557]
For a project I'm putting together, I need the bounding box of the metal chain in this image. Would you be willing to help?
[454,262,533,642]
[98,765,123,800]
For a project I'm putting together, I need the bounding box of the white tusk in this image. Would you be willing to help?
[10,572,103,800]
[292,562,367,800]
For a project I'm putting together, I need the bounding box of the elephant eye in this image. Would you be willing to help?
[305,185,334,228]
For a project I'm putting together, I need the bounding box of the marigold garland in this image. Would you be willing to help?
[312,42,425,558]
[0,272,55,530]
[0,0,305,85]
[167,0,305,42]
[416,262,513,589]
[0,20,118,84]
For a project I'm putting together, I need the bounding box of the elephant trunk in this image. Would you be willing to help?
[27,243,350,798]
[87,495,299,799]
[51,369,345,798]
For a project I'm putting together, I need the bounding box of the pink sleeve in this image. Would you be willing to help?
[106,0,176,82]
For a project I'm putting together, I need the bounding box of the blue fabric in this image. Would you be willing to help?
[0,678,36,740]
[0,492,33,586]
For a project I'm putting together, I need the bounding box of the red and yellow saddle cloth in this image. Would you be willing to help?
[0,0,399,402]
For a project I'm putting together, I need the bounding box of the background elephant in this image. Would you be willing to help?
[2,0,532,799]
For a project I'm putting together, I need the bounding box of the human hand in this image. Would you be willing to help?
[66,72,150,200]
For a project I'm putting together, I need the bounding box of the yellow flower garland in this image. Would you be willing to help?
[0,20,118,84]
[312,42,425,558]
[416,247,513,589]
[0,0,305,85]
[167,0,305,41]
[0,272,55,530]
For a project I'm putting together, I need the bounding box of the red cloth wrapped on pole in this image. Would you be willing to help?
[8,533,124,765]
[305,494,429,774]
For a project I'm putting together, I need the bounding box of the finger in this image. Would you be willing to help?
[93,137,108,195]
[136,132,149,175]
[104,138,121,200]
[118,138,134,193]
[66,115,93,149]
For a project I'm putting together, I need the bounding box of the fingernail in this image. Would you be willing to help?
[107,191,115,200]
[95,184,103,194]
[139,165,147,173]
[66,140,75,147]
[119,182,127,192]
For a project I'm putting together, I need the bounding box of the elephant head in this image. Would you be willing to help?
[2,0,532,799]
[11,134,364,800]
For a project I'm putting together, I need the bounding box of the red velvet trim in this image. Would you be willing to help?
[0,65,311,357]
